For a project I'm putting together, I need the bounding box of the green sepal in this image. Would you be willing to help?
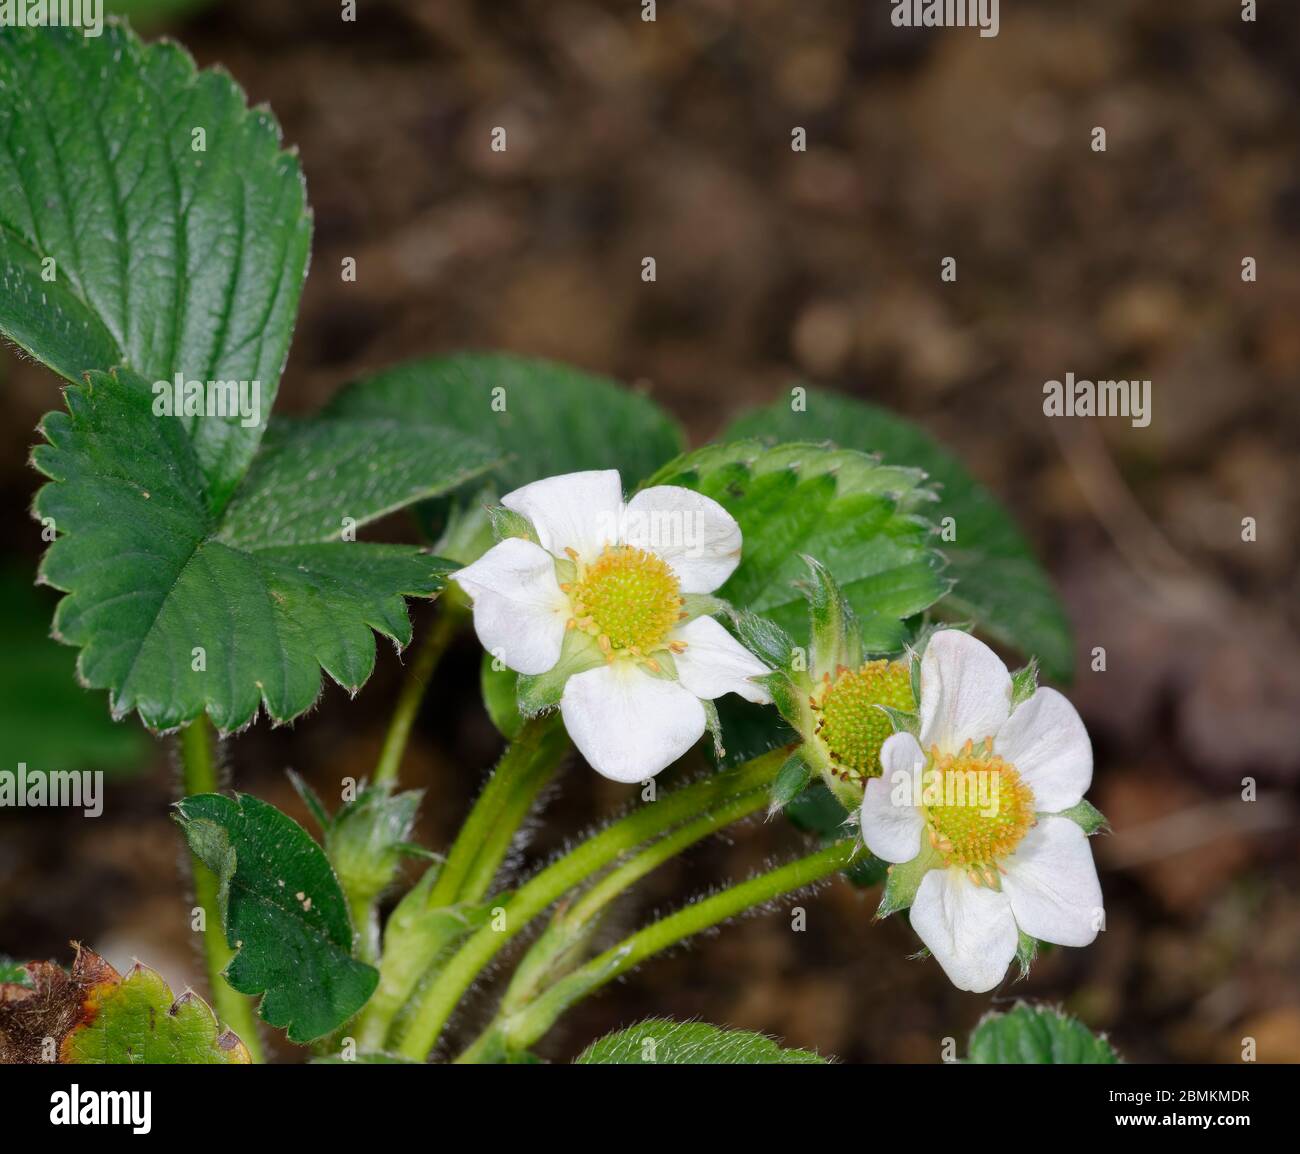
[681,593,729,622]
[516,630,604,717]
[767,751,814,818]
[876,704,919,738]
[701,699,725,762]
[756,670,810,733]
[729,608,800,676]
[799,555,863,676]
[489,504,539,545]
[876,841,941,919]
[1011,656,1040,707]
[1015,931,1039,980]
[1056,798,1109,836]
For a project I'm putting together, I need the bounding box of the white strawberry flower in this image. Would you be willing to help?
[861,629,1103,992]
[452,470,770,783]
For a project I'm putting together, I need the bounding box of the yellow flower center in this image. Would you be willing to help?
[813,660,914,783]
[567,545,684,660]
[921,741,1036,886]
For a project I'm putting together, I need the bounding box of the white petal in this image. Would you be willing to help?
[1002,816,1104,948]
[453,538,569,676]
[671,616,770,703]
[994,687,1092,813]
[909,868,1018,993]
[560,662,706,783]
[501,470,624,564]
[918,629,1012,753]
[622,486,742,593]
[860,732,927,863]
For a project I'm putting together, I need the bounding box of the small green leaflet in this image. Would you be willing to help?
[576,1019,827,1064]
[0,22,312,514]
[725,390,1074,680]
[32,368,460,732]
[966,1003,1120,1064]
[644,441,948,653]
[175,792,378,1044]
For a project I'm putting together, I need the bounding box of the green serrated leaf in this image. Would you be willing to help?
[174,792,379,1044]
[1057,798,1109,835]
[645,441,947,652]
[218,399,503,548]
[575,1019,827,1064]
[0,570,149,780]
[63,959,251,1064]
[32,369,453,732]
[1,947,250,1064]
[0,22,312,513]
[967,1003,1120,1064]
[726,391,1074,680]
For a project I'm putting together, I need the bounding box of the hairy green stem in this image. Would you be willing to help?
[354,714,569,1051]
[460,838,858,1061]
[427,714,569,908]
[494,787,771,1022]
[373,603,463,787]
[179,716,265,1063]
[393,747,789,1060]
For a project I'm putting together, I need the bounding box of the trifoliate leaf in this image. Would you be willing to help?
[576,1019,827,1064]
[644,441,947,652]
[174,793,379,1043]
[726,391,1073,680]
[0,946,249,1063]
[0,22,312,513]
[967,1003,1120,1064]
[32,368,455,732]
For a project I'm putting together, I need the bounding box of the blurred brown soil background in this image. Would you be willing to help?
[1,0,1298,1062]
